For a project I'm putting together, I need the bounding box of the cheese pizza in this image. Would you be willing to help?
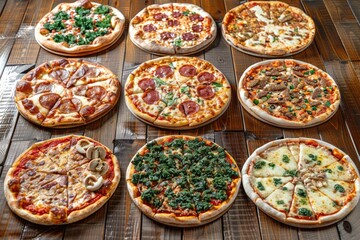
[129,3,216,55]
[242,138,360,227]
[222,1,315,57]
[126,135,241,227]
[4,135,120,225]
[125,56,231,129]
[14,59,121,128]
[238,59,340,128]
[35,0,125,55]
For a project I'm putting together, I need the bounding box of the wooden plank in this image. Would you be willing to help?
[182,220,223,240]
[347,0,360,24]
[302,0,348,61]
[7,0,54,65]
[105,139,144,239]
[216,132,262,240]
[201,0,225,22]
[0,140,38,239]
[323,0,360,60]
[0,0,7,15]
[247,139,299,240]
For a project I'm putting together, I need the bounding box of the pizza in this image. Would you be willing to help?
[126,135,241,227]
[238,59,340,128]
[35,0,125,55]
[4,135,120,225]
[124,56,231,129]
[222,1,315,57]
[14,58,121,128]
[129,3,217,55]
[242,138,360,227]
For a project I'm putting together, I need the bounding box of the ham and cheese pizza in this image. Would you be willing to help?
[222,1,315,57]
[14,59,121,128]
[238,59,340,128]
[129,3,216,55]
[242,138,360,228]
[35,0,125,55]
[126,135,241,227]
[125,56,231,129]
[4,135,120,225]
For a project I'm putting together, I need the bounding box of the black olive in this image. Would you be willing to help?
[249,76,254,80]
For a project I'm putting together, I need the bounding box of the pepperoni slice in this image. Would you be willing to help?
[71,98,82,111]
[179,101,200,116]
[21,99,39,114]
[16,81,32,93]
[138,78,155,91]
[155,65,173,78]
[34,82,52,93]
[142,90,159,105]
[167,20,179,27]
[55,69,69,81]
[182,32,197,41]
[198,72,215,83]
[84,67,100,78]
[143,24,157,32]
[80,106,96,117]
[192,25,203,32]
[58,99,78,113]
[154,13,167,21]
[189,13,204,21]
[72,85,87,96]
[179,65,197,77]
[86,86,106,100]
[50,59,68,67]
[160,32,176,40]
[197,85,215,100]
[172,11,182,18]
[39,93,60,110]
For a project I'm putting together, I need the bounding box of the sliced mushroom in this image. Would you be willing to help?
[40,28,49,35]
[88,158,102,171]
[84,175,103,191]
[86,146,95,159]
[86,146,107,159]
[76,139,95,154]
[95,146,106,159]
[88,158,109,175]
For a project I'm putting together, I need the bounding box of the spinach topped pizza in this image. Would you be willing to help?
[126,136,241,227]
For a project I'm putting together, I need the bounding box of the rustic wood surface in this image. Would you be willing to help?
[0,0,359,239]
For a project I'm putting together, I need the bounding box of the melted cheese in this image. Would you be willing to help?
[265,182,295,212]
[318,180,355,206]
[306,188,339,215]
[251,176,292,198]
[251,157,286,177]
[322,161,356,181]
[289,183,315,218]
[261,145,298,170]
[299,143,338,168]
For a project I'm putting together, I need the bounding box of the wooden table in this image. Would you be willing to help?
[1,0,360,239]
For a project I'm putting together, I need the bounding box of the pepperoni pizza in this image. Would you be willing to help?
[14,59,121,128]
[124,56,231,129]
[4,135,120,225]
[129,3,217,55]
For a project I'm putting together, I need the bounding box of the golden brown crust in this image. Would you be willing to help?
[126,135,241,227]
[4,135,120,225]
[35,1,125,55]
[241,138,360,228]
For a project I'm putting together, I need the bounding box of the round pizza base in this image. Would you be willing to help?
[125,92,231,130]
[35,2,125,57]
[237,59,340,128]
[126,135,241,227]
[129,32,217,56]
[4,135,121,225]
[241,138,360,228]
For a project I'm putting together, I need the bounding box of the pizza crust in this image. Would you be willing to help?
[238,59,341,128]
[242,138,360,228]
[126,135,241,227]
[35,2,125,55]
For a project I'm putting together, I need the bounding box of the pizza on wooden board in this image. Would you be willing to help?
[242,138,360,228]
[129,3,217,55]
[126,135,241,227]
[238,59,340,128]
[4,135,120,225]
[125,56,231,129]
[35,0,125,55]
[222,1,315,57]
[14,58,121,128]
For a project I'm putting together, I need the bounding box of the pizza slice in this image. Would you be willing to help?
[250,176,292,198]
[260,144,298,170]
[306,188,340,216]
[288,182,316,220]
[318,179,356,206]
[243,32,267,55]
[265,181,295,213]
[299,142,339,168]
[42,93,85,127]
[249,157,287,177]
[245,1,272,24]
[47,59,84,86]
[287,142,300,162]
[16,92,61,125]
[269,1,289,21]
[321,156,357,181]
